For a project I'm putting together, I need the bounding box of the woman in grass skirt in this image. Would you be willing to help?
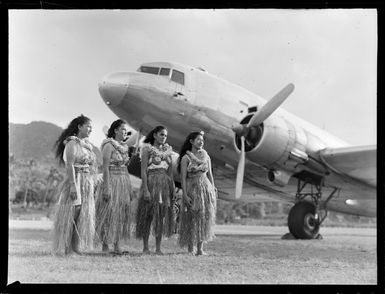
[135,125,176,254]
[177,131,217,255]
[95,119,136,254]
[52,115,97,255]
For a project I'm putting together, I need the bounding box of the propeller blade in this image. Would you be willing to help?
[235,136,245,199]
[135,129,141,147]
[247,83,294,128]
[132,129,142,155]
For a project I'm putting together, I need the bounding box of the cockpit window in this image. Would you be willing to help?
[138,66,182,83]
[140,66,160,75]
[171,69,185,85]
[160,68,170,76]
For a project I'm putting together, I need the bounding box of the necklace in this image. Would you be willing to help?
[64,136,93,152]
[187,149,207,163]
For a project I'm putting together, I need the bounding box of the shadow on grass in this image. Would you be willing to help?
[26,250,199,258]
[217,234,285,240]
[12,251,55,257]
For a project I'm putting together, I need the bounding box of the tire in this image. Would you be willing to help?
[288,201,320,239]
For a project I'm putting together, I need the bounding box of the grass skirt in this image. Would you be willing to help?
[52,174,95,254]
[95,168,136,245]
[135,169,175,239]
[178,173,216,247]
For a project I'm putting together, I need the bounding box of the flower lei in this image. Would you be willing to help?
[64,136,93,152]
[101,138,129,156]
[141,143,172,160]
[186,149,208,165]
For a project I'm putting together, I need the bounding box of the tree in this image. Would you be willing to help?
[22,159,36,209]
[42,167,62,207]
[258,202,266,219]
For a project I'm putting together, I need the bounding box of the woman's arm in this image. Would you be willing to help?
[140,147,150,199]
[207,155,216,190]
[101,143,113,200]
[167,155,174,181]
[167,155,176,199]
[64,140,78,200]
[180,155,192,207]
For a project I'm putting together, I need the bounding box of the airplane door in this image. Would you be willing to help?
[171,69,191,102]
[174,82,184,98]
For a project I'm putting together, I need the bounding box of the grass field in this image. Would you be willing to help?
[7,222,377,284]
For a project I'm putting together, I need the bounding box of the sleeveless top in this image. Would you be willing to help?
[101,138,130,167]
[185,149,210,178]
[63,136,96,171]
[141,143,173,171]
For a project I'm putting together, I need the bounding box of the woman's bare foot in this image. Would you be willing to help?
[142,249,151,255]
[72,247,83,255]
[113,247,122,255]
[112,241,123,254]
[195,250,207,256]
[102,243,109,252]
[64,246,73,255]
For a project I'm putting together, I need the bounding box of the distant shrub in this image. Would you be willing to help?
[9,156,65,207]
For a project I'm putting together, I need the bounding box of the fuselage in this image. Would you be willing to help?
[98,61,375,217]
[99,62,347,163]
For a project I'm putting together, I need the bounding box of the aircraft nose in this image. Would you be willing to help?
[98,72,130,107]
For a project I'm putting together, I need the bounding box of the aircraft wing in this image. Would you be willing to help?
[212,146,376,216]
[319,145,376,187]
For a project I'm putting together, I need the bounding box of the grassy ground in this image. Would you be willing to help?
[8,224,377,284]
[10,204,376,228]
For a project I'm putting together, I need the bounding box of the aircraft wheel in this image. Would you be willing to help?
[288,201,320,239]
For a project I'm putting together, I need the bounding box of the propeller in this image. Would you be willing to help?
[133,129,142,155]
[235,136,245,199]
[233,83,295,199]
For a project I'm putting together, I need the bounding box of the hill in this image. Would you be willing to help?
[9,121,62,162]
[9,121,102,165]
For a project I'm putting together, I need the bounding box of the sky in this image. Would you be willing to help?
[9,9,377,147]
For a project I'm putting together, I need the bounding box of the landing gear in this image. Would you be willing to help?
[286,174,339,239]
[288,201,319,239]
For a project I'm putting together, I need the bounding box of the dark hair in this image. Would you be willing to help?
[177,131,204,173]
[54,114,91,165]
[106,119,128,139]
[143,125,167,145]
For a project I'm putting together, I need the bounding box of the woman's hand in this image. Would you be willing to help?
[183,194,192,208]
[143,189,151,201]
[102,193,110,202]
[171,188,177,201]
[70,192,77,201]
[70,184,77,201]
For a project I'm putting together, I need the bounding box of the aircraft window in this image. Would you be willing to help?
[140,66,160,75]
[171,69,185,85]
[160,68,170,76]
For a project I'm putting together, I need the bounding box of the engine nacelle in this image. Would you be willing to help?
[234,113,328,176]
[235,114,292,166]
[267,169,293,186]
